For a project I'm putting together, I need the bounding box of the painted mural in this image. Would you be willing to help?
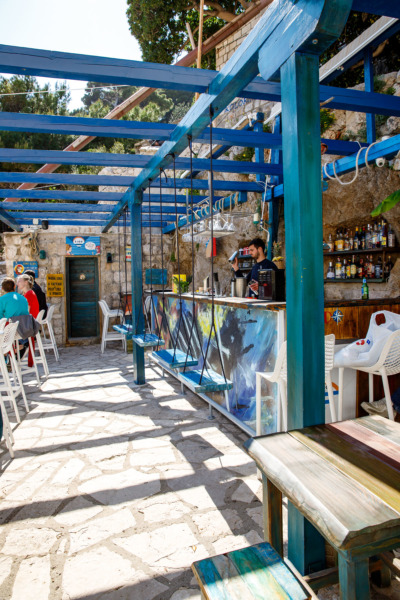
[153,295,282,434]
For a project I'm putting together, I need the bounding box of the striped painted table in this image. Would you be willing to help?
[244,416,400,600]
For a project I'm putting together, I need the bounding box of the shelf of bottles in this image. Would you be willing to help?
[237,248,255,271]
[324,220,397,283]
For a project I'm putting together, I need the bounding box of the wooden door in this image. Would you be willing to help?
[66,257,99,338]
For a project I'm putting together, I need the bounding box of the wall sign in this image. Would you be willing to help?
[66,236,101,256]
[47,274,64,297]
[13,261,39,277]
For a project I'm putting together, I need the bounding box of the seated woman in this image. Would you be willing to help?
[17,274,40,365]
[17,274,39,318]
[0,277,29,319]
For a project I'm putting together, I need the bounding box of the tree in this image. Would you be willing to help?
[0,76,73,178]
[126,0,249,65]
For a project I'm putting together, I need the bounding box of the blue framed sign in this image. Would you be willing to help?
[66,236,101,256]
[145,269,167,285]
[13,261,39,277]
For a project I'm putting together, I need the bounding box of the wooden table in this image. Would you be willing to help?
[244,416,400,600]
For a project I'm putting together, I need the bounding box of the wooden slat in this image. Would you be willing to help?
[357,415,400,448]
[327,420,400,471]
[151,349,198,369]
[291,427,400,513]
[192,542,310,600]
[179,369,233,393]
[244,433,400,551]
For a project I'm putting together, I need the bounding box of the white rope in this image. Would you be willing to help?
[364,140,380,168]
[323,143,365,186]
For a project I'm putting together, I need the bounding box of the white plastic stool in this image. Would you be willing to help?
[98,300,126,353]
[0,322,29,422]
[256,334,337,435]
[37,305,59,361]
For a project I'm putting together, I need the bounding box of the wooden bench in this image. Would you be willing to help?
[192,541,314,600]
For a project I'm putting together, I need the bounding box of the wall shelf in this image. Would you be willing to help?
[324,247,399,257]
[324,278,387,283]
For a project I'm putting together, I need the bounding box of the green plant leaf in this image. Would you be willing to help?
[371,189,400,217]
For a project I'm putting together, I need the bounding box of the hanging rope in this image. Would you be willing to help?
[147,184,163,343]
[183,136,207,371]
[199,106,228,384]
[157,168,173,350]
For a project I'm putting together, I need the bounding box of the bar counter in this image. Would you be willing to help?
[152,292,400,433]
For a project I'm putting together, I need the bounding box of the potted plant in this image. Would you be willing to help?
[172,275,192,293]
[272,241,285,269]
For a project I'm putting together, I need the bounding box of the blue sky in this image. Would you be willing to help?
[0,0,142,109]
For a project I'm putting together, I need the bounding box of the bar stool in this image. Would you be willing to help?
[256,334,337,434]
[0,322,29,422]
[37,305,59,361]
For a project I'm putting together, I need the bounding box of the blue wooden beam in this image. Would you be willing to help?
[364,47,376,144]
[129,191,145,384]
[104,0,353,232]
[352,0,400,18]
[0,171,263,192]
[8,210,177,222]
[0,206,22,231]
[3,202,185,215]
[267,115,282,261]
[0,112,368,155]
[15,218,165,228]
[0,148,282,177]
[0,44,399,117]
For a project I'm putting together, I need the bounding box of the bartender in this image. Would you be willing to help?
[232,237,277,296]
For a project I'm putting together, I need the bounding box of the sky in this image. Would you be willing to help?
[0,0,143,110]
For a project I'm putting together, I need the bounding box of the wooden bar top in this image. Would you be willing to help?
[244,416,400,554]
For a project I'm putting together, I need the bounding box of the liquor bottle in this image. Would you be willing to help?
[381,220,387,248]
[344,229,350,251]
[371,223,378,248]
[388,224,396,247]
[375,256,383,279]
[350,255,357,279]
[367,255,375,279]
[335,257,342,279]
[327,233,334,252]
[360,226,366,250]
[345,259,351,279]
[334,228,339,251]
[326,262,335,279]
[384,255,394,280]
[353,227,359,250]
[361,278,369,300]
[336,228,344,252]
[341,258,347,279]
[348,229,354,250]
[365,224,372,250]
[357,257,364,279]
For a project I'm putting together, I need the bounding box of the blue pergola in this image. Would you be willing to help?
[0,0,400,583]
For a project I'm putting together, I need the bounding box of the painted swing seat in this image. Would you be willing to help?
[113,324,133,340]
[131,333,164,348]
[179,369,233,393]
[151,348,198,369]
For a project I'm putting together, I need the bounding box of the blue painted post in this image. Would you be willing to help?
[254,112,267,246]
[129,189,145,384]
[281,51,326,575]
[364,47,376,144]
[268,115,282,261]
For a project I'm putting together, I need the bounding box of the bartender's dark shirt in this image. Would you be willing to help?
[236,257,278,297]
[33,282,47,318]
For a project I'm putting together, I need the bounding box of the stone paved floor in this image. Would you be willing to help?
[0,345,398,600]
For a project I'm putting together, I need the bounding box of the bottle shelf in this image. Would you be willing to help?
[324,247,399,256]
[324,278,387,283]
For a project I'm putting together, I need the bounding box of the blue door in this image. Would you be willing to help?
[66,257,99,338]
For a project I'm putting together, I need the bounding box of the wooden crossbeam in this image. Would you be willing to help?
[0,111,372,154]
[3,202,186,214]
[352,0,400,18]
[0,148,282,176]
[8,211,177,222]
[0,172,262,192]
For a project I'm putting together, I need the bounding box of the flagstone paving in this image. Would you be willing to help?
[0,345,398,600]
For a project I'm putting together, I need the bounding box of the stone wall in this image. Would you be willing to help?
[3,227,129,346]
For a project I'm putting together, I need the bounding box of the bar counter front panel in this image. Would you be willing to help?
[153,293,284,434]
[152,294,400,432]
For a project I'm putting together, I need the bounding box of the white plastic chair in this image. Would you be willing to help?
[256,334,337,434]
[0,322,29,423]
[338,328,400,421]
[37,305,59,361]
[98,300,126,353]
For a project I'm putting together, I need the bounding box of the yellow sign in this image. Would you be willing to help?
[47,274,64,297]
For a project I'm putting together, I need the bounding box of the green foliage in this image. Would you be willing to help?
[320,109,336,135]
[371,190,400,217]
[0,76,73,176]
[126,0,246,65]
[172,274,193,293]
[233,147,255,162]
[262,123,271,133]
